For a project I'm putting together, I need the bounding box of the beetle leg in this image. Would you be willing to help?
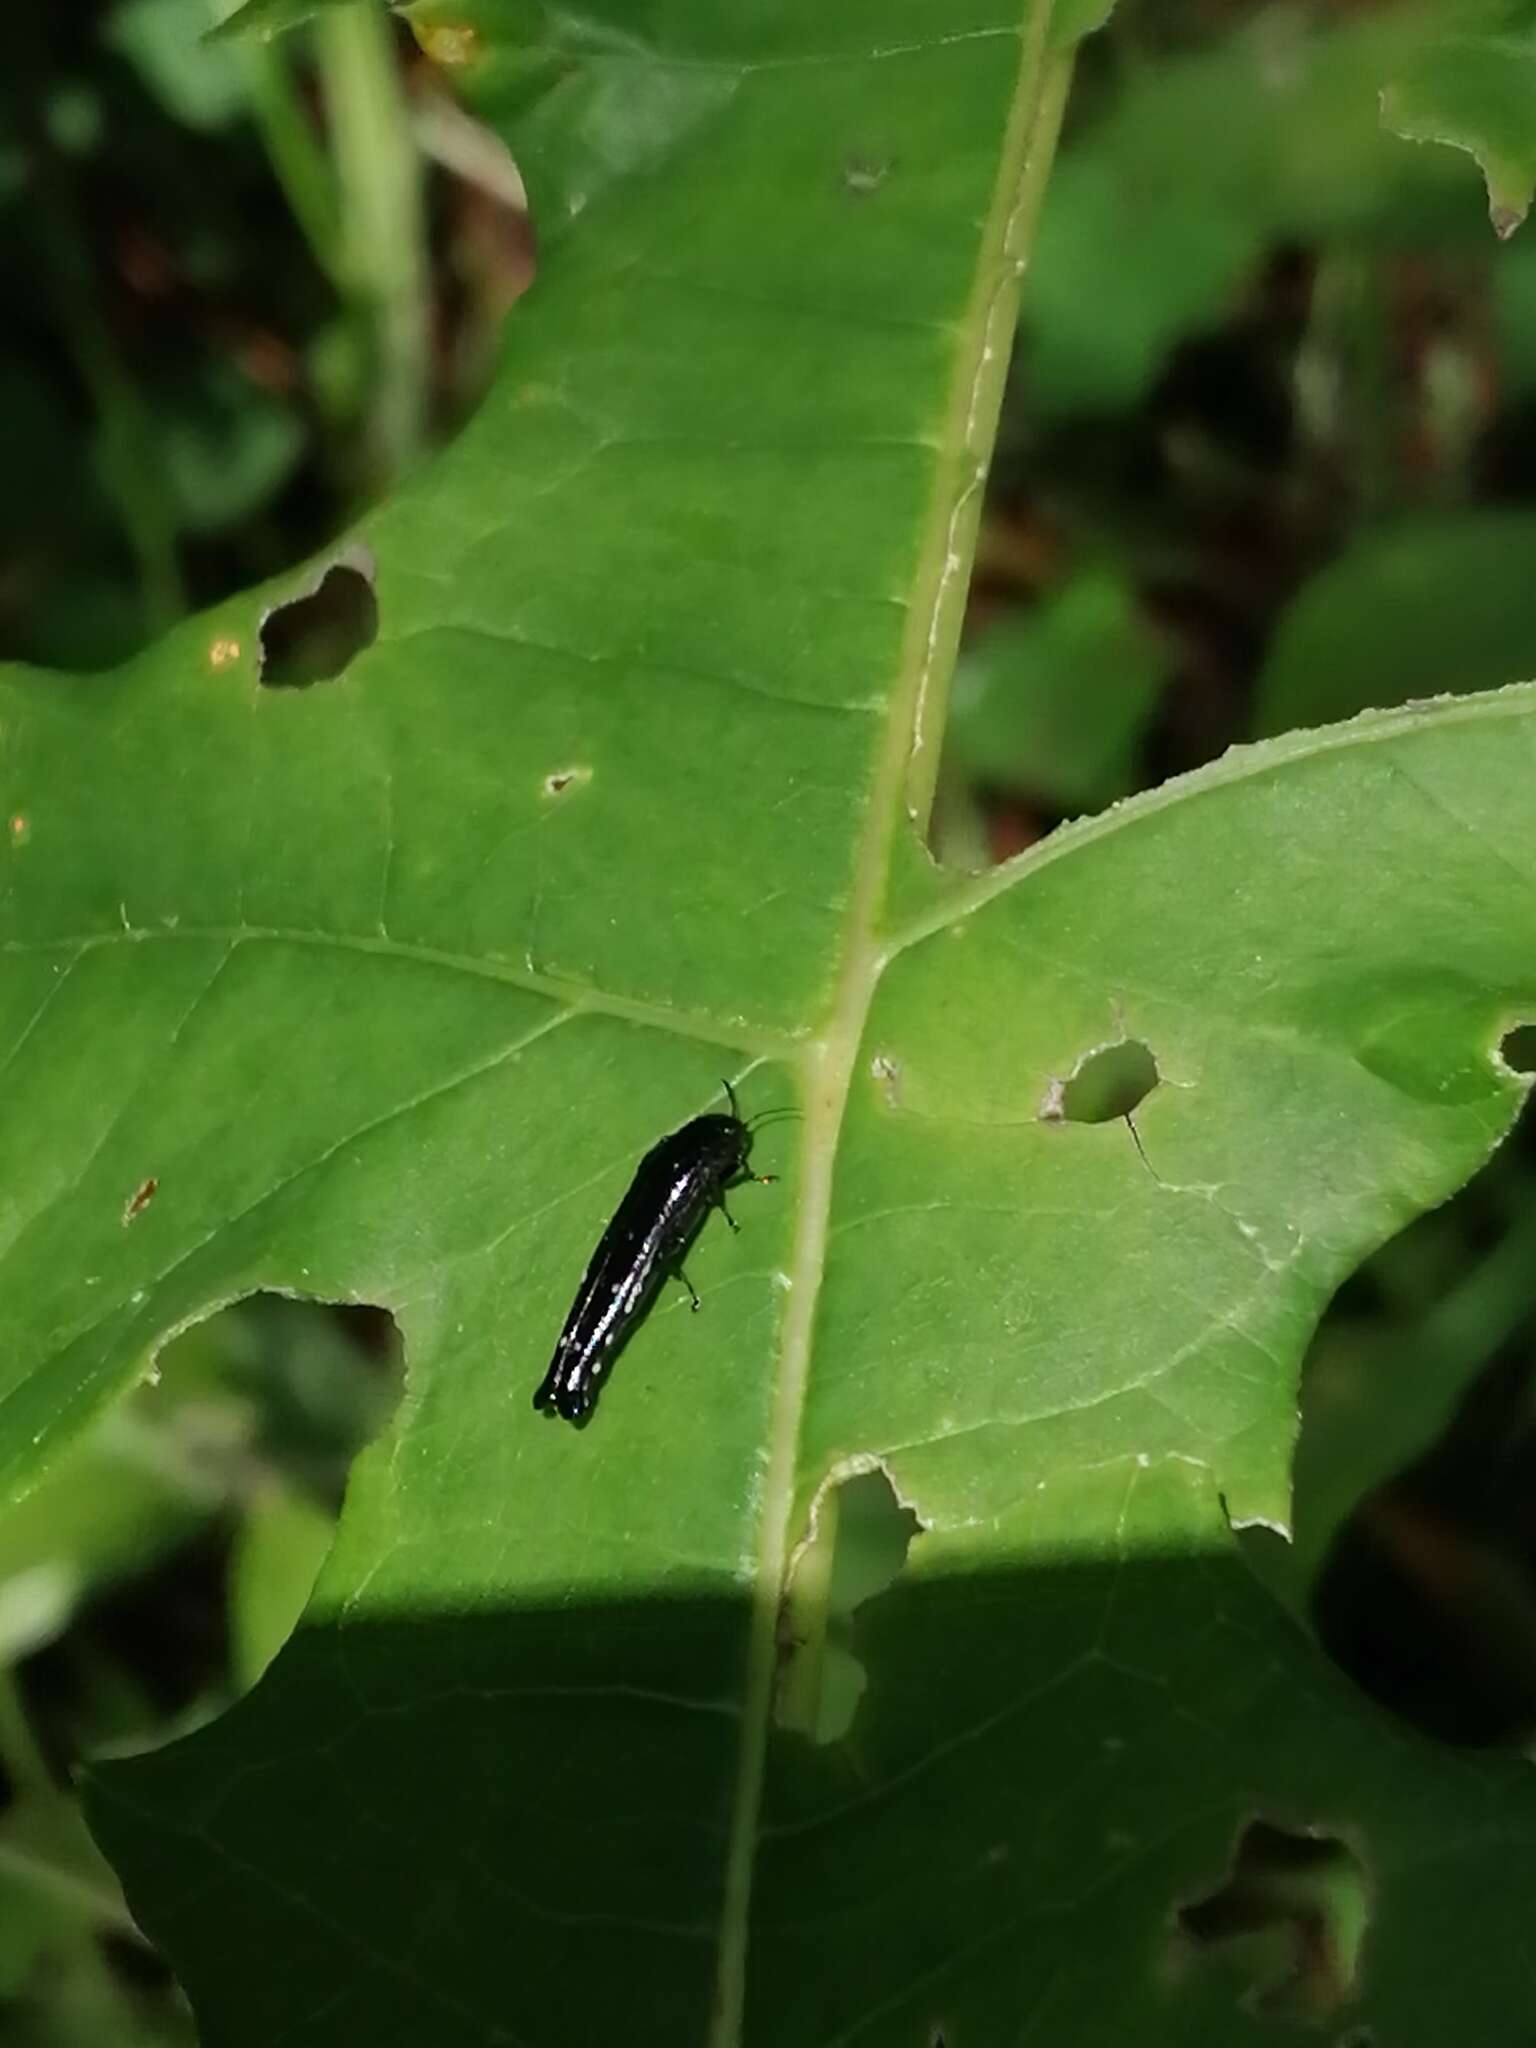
[718,1192,741,1234]
[675,1265,702,1311]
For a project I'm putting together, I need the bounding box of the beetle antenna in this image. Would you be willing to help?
[747,1106,801,1131]
[722,1077,741,1122]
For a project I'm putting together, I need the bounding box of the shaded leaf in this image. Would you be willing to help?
[209,0,371,45]
[1023,7,1486,416]
[945,570,1165,808]
[107,0,249,130]
[1046,0,1116,51]
[1383,6,1536,238]
[1253,511,1536,736]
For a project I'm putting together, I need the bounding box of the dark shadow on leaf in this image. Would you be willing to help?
[81,1543,1536,2046]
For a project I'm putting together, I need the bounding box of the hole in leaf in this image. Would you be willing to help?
[542,764,591,799]
[1500,1022,1536,1074]
[776,1465,924,1744]
[121,1177,157,1225]
[1048,1038,1159,1124]
[11,1292,402,1727]
[3,1294,400,2037]
[870,1052,902,1108]
[1175,1819,1369,2022]
[258,556,378,688]
[843,155,891,196]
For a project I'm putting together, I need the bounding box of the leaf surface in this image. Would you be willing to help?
[1383,4,1536,236]
[1253,511,1536,735]
[0,3,1531,2043]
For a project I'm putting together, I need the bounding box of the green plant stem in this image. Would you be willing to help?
[710,21,1071,2043]
[315,0,430,481]
[1418,1200,1536,1378]
[243,39,347,294]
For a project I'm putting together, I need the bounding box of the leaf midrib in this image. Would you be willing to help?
[705,16,1069,2041]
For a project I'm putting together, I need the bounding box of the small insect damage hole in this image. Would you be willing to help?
[843,154,891,196]
[1042,1037,1159,1125]
[870,1052,902,1109]
[122,1177,157,1225]
[1500,1021,1536,1074]
[258,551,378,688]
[542,764,591,799]
[1173,1820,1369,2023]
[776,1464,924,1744]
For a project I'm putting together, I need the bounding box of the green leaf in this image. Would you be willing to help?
[1382,3,1536,237]
[229,1483,336,1690]
[1023,149,1255,415]
[106,0,249,130]
[208,0,361,45]
[1022,7,1492,415]
[1045,0,1115,50]
[0,1411,208,1661]
[0,2,1531,2043]
[152,363,307,536]
[1253,510,1536,736]
[945,570,1165,809]
[1493,219,1536,388]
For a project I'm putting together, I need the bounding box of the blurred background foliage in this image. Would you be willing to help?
[4,0,1536,2037]
[0,0,527,674]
